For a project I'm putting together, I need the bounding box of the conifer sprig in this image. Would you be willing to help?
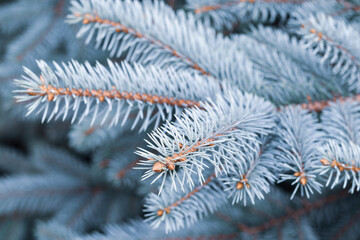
[319,140,360,193]
[232,26,349,105]
[221,136,277,205]
[136,90,275,193]
[321,100,360,144]
[319,100,360,192]
[68,0,221,79]
[291,12,360,90]
[271,107,324,199]
[14,59,220,130]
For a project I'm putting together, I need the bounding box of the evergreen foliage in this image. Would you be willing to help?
[0,0,359,239]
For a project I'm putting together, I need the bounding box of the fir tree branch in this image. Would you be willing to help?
[149,132,228,173]
[291,12,360,91]
[289,0,359,25]
[243,25,349,102]
[136,90,275,192]
[300,25,360,66]
[67,0,261,91]
[321,98,360,144]
[5,1,360,237]
[320,158,360,173]
[77,13,210,76]
[231,26,358,107]
[319,140,360,192]
[67,0,238,82]
[271,107,324,199]
[221,137,277,205]
[319,100,360,192]
[14,60,219,129]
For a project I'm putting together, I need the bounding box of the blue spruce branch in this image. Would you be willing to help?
[136,90,275,193]
[14,59,220,129]
[271,107,325,199]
